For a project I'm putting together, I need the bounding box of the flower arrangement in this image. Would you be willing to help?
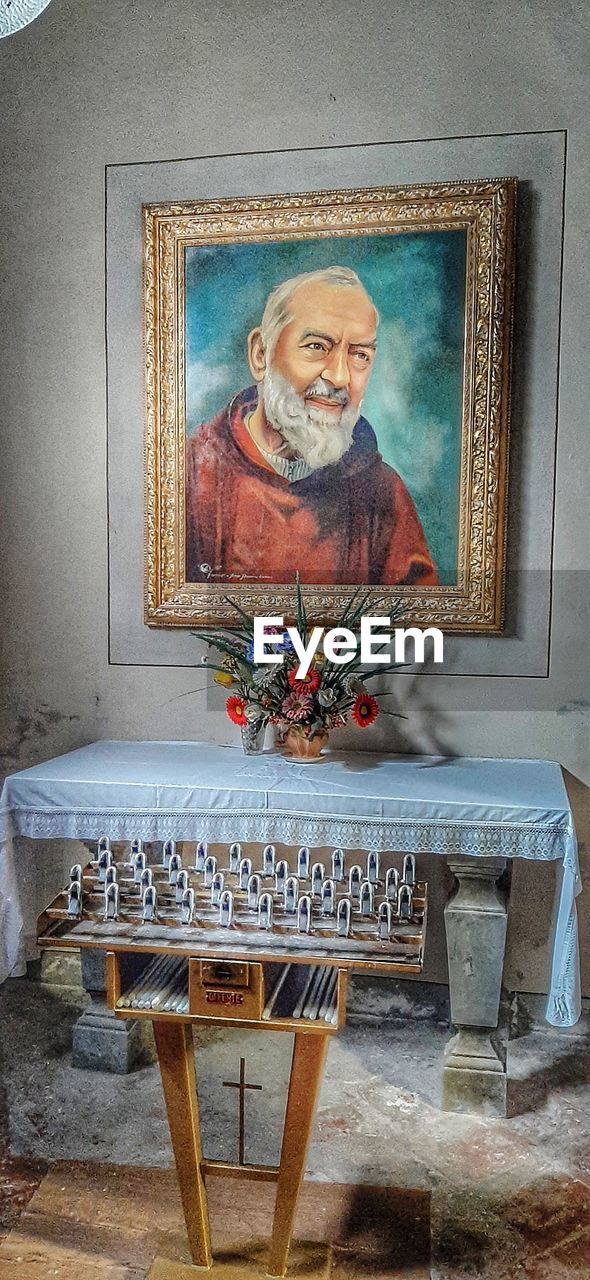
[193,578,405,758]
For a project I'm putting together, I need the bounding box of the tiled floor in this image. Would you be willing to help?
[0,1165,433,1278]
[1,978,589,1277]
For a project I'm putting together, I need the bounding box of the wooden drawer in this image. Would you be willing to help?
[189,958,264,1020]
[107,951,346,1033]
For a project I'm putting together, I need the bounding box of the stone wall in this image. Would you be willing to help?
[0,0,587,996]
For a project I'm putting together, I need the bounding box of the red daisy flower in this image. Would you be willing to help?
[352,692,379,728]
[226,695,247,726]
[287,666,321,694]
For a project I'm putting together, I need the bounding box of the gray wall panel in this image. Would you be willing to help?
[106,132,564,674]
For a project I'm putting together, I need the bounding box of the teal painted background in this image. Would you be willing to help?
[185,229,466,583]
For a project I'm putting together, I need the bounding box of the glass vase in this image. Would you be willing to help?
[240,720,266,755]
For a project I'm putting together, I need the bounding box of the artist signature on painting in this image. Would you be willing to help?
[199,563,273,582]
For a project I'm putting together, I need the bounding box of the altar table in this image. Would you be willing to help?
[0,741,581,1039]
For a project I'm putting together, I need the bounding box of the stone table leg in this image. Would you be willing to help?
[72,951,153,1073]
[443,857,509,1116]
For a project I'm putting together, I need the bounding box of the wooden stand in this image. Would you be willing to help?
[152,1022,212,1270]
[150,1021,333,1277]
[108,955,345,1278]
[148,1240,332,1279]
[37,855,427,1277]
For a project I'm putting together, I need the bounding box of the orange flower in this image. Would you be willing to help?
[226,695,247,726]
[214,670,235,688]
[287,666,321,694]
[352,693,379,728]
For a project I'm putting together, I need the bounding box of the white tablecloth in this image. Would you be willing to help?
[0,741,581,1025]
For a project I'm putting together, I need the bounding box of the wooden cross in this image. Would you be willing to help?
[222,1056,262,1166]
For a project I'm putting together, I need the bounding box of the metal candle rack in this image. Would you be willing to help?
[38,838,428,1279]
[39,838,426,969]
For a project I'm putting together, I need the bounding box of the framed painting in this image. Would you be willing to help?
[144,179,515,630]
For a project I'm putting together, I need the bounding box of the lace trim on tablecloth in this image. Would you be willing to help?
[544,862,582,1028]
[8,805,576,866]
[0,804,581,1028]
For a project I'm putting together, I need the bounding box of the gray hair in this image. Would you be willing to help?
[259,265,378,357]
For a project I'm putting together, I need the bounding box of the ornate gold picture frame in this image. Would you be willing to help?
[144,179,515,630]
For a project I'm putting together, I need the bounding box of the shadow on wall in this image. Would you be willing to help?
[0,704,83,780]
[329,649,459,758]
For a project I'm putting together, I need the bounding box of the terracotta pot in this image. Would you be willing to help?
[283,726,329,760]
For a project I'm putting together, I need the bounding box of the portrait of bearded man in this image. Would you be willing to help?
[185,265,439,586]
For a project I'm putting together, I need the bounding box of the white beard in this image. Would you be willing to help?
[261,368,360,470]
